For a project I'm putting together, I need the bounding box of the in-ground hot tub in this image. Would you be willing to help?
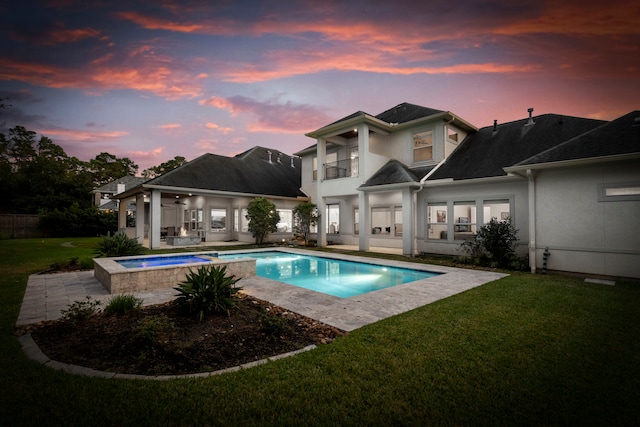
[94,252,256,294]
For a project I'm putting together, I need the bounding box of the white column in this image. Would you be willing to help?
[358,191,370,252]
[135,193,145,244]
[316,138,327,247]
[527,169,537,273]
[402,188,414,256]
[357,123,369,181]
[149,189,162,249]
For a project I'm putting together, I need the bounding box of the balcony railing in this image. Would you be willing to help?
[324,158,358,180]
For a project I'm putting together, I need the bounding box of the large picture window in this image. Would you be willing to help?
[241,208,249,232]
[413,130,433,162]
[276,209,293,232]
[210,208,226,232]
[483,200,510,223]
[453,201,476,239]
[427,203,447,240]
[371,207,391,235]
[326,204,340,234]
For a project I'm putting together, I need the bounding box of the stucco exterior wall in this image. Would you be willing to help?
[534,160,640,278]
[417,178,530,256]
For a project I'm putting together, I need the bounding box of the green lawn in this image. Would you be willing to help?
[1,238,639,426]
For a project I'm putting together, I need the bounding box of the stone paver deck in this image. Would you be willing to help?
[17,248,507,332]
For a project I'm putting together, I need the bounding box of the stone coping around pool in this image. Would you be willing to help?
[94,252,256,294]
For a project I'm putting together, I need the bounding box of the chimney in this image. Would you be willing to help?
[290,156,296,167]
[493,120,497,131]
[277,152,282,163]
[525,108,535,126]
[267,150,272,163]
[116,183,125,194]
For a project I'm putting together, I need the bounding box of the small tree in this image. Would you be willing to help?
[459,217,519,269]
[246,197,280,244]
[293,201,319,245]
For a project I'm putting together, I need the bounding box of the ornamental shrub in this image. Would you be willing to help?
[60,296,102,326]
[459,217,519,269]
[93,231,145,257]
[104,294,143,315]
[173,265,242,320]
[246,197,280,244]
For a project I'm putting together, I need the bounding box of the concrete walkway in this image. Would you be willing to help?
[17,249,507,331]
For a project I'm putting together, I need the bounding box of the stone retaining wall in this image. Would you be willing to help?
[94,255,255,294]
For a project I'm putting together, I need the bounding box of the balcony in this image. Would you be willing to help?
[324,158,358,180]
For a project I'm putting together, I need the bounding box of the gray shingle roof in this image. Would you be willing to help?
[93,176,149,193]
[514,110,640,166]
[145,146,304,198]
[361,159,434,188]
[375,103,444,124]
[429,114,606,181]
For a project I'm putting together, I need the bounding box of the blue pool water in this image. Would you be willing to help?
[117,255,213,269]
[219,251,440,298]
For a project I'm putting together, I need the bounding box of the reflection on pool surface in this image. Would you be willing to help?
[117,255,214,269]
[219,251,440,298]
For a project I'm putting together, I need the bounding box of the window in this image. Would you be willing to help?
[196,208,203,230]
[371,207,391,235]
[354,207,359,235]
[599,182,640,201]
[413,130,433,162]
[276,209,293,232]
[312,157,317,181]
[483,200,510,223]
[427,203,447,240]
[453,202,476,238]
[394,208,403,236]
[210,208,226,232]
[233,208,239,232]
[349,147,359,177]
[241,208,249,232]
[326,204,340,234]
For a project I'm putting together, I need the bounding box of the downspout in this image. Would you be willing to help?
[527,169,537,274]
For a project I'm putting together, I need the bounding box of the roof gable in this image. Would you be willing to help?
[429,114,606,181]
[375,103,444,124]
[360,159,433,188]
[146,146,304,198]
[514,110,640,166]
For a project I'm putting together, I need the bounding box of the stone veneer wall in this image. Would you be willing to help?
[94,256,256,294]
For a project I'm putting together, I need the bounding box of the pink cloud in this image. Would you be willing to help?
[204,122,232,134]
[200,96,332,133]
[0,55,204,100]
[35,128,128,142]
[159,123,182,130]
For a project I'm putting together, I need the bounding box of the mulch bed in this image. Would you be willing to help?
[21,295,345,376]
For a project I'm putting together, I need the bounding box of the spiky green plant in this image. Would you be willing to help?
[173,265,242,320]
[104,294,143,315]
[93,231,145,257]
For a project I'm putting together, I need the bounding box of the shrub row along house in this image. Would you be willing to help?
[112,103,640,279]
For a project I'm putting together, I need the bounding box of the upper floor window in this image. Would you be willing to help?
[413,130,433,162]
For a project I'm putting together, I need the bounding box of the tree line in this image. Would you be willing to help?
[0,125,185,237]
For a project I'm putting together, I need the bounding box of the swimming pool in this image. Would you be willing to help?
[116,254,215,269]
[219,251,440,298]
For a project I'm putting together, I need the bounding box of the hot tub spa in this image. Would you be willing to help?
[93,252,256,294]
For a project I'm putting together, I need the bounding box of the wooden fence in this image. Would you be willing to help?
[0,214,45,238]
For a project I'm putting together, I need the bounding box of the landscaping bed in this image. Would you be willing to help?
[23,295,345,376]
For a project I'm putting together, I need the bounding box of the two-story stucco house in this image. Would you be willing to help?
[297,103,640,279]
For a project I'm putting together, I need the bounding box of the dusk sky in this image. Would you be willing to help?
[1,0,638,172]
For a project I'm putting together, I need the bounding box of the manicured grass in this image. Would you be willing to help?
[1,238,639,426]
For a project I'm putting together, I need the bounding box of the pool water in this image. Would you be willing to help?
[219,251,439,298]
[117,255,213,269]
